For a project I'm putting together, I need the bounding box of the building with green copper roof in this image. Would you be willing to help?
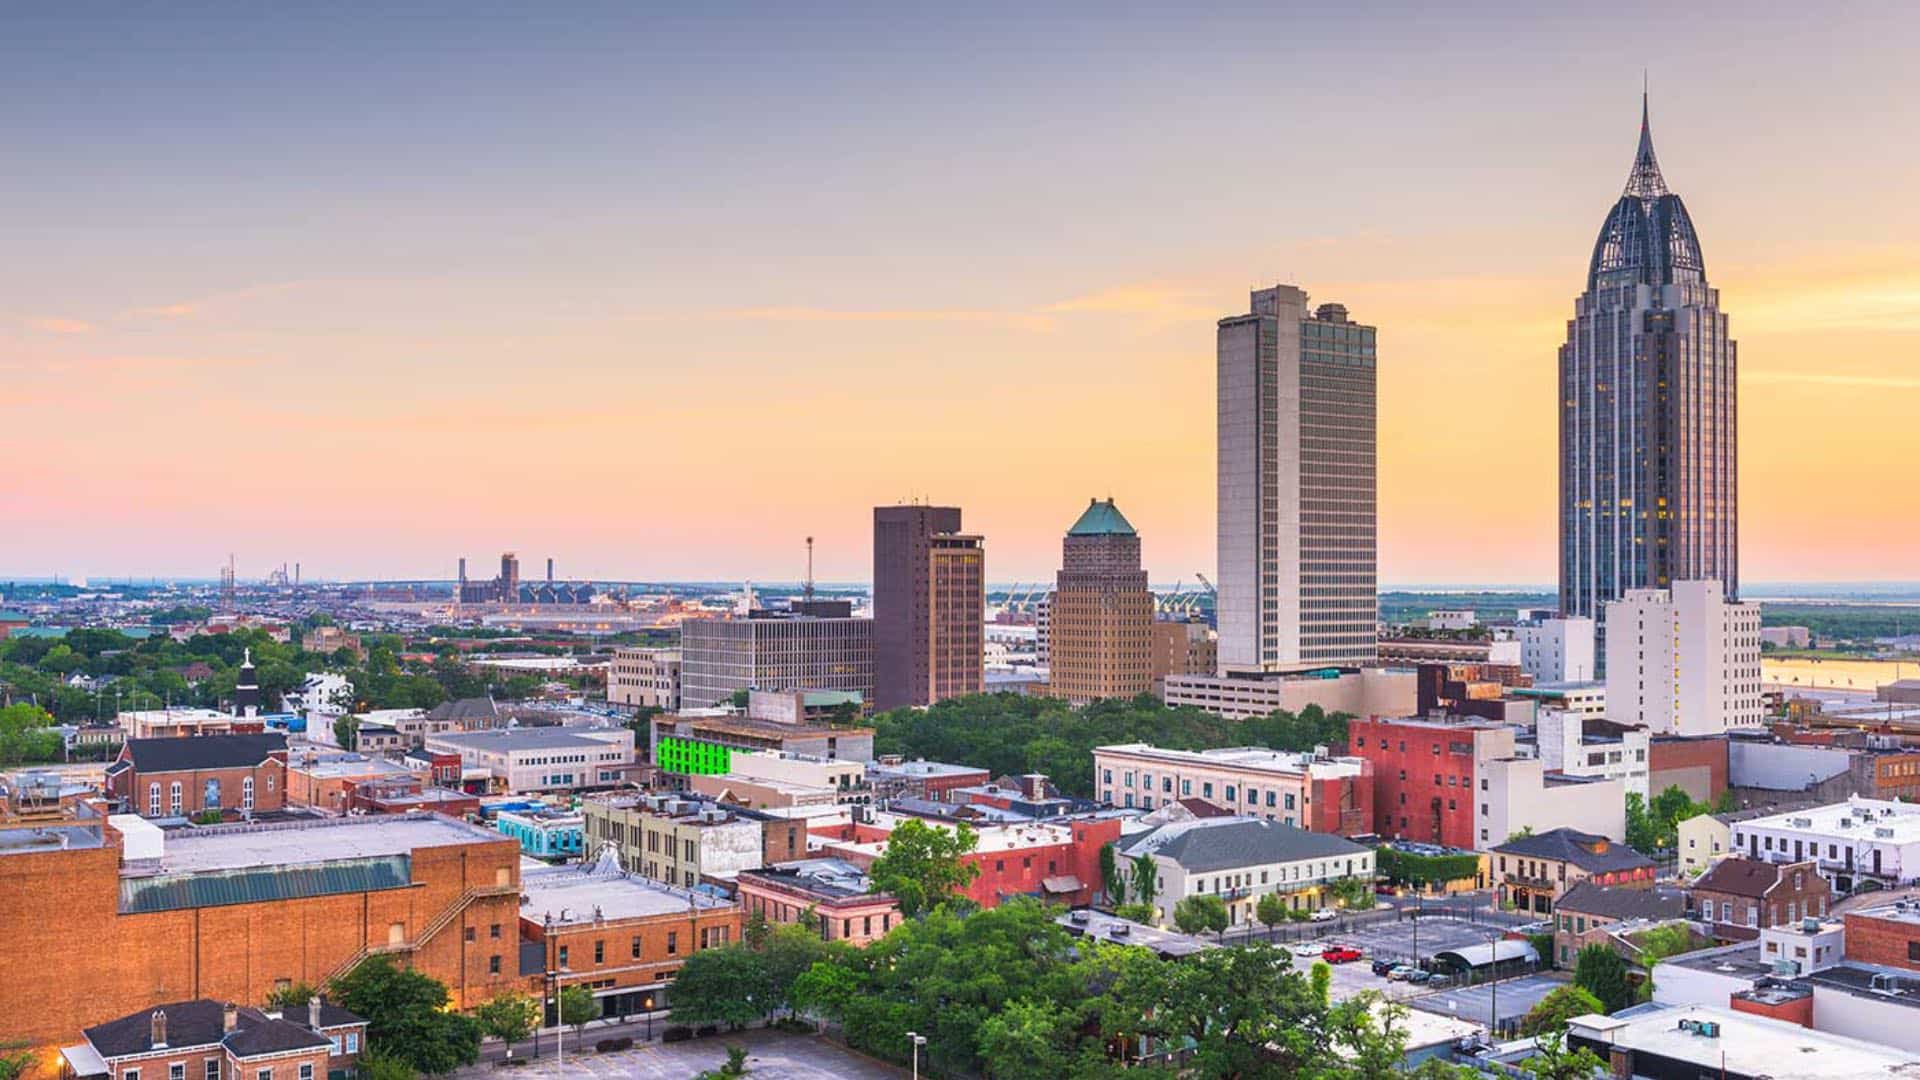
[1066,497,1136,537]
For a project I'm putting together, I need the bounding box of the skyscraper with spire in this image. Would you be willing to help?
[1559,93,1737,623]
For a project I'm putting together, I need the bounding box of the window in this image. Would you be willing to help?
[1909,941,1920,963]
[489,955,501,975]
[346,1033,359,1053]
[169,780,183,814]
[242,776,255,811]
[464,926,476,942]
[148,783,161,816]
[207,1061,221,1080]
[632,935,642,959]
[1225,786,1237,802]
[667,931,678,955]
[558,945,569,968]
[594,940,604,964]
[1202,783,1213,799]
[171,1066,185,1080]
[257,1070,272,1080]
[300,1066,312,1080]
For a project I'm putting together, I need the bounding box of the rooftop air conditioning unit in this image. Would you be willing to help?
[1070,910,1090,924]
[1677,1019,1695,1033]
[1803,917,1821,932]
[1877,827,1895,839]
[1697,1021,1720,1038]
[1110,923,1130,937]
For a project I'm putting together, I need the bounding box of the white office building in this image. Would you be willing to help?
[1518,616,1596,683]
[1728,797,1920,892]
[1216,285,1377,672]
[1605,580,1762,736]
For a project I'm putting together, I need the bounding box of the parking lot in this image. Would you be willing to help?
[457,1030,905,1079]
[1403,973,1566,1030]
[1286,917,1567,1030]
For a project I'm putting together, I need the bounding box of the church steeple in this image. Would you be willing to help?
[1624,87,1669,199]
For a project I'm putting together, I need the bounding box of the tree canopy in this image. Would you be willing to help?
[1572,944,1633,1014]
[329,957,480,1075]
[870,693,1348,798]
[866,817,980,916]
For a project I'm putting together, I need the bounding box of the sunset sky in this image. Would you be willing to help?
[3,4,1917,586]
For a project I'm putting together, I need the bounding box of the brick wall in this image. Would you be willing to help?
[528,904,744,999]
[1844,911,1920,971]
[0,826,525,1049]
[1349,718,1484,848]
[112,761,288,817]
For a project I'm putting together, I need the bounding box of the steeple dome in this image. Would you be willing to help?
[1586,92,1704,290]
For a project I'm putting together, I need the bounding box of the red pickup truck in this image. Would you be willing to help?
[1320,945,1364,964]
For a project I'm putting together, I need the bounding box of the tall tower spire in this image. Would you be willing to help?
[1625,86,1668,198]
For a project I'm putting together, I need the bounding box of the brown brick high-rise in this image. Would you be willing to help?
[1048,498,1154,704]
[873,505,983,710]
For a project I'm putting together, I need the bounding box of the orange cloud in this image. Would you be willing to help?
[25,317,93,335]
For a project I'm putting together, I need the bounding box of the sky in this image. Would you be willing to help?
[3,3,1917,586]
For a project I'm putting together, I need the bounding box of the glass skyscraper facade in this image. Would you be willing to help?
[1559,97,1737,621]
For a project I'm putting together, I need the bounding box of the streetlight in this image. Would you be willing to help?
[907,1031,927,1080]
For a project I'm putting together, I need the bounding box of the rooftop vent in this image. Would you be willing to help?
[1070,910,1091,924]
[1802,917,1821,933]
[1110,923,1130,937]
[1877,827,1895,839]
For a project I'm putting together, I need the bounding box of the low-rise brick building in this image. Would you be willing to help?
[62,997,366,1080]
[105,733,289,819]
[0,806,524,1049]
[736,858,902,946]
[519,852,741,1021]
[582,792,807,890]
[1550,881,1689,967]
[1689,856,1828,942]
[1491,827,1655,915]
[1843,900,1920,972]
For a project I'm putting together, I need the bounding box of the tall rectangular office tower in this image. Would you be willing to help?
[873,505,984,709]
[1560,97,1737,621]
[1216,285,1379,672]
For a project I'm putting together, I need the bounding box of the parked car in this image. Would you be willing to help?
[1404,969,1434,985]
[1387,965,1417,981]
[1310,907,1338,922]
[1370,959,1397,977]
[1320,945,1364,964]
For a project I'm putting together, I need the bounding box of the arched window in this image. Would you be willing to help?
[148,783,161,816]
[243,776,256,811]
[168,781,183,815]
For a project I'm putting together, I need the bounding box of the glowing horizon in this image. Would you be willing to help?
[3,5,1916,586]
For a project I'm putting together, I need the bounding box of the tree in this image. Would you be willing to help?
[558,985,600,1051]
[474,990,538,1058]
[333,713,359,752]
[1172,894,1229,941]
[1326,875,1375,911]
[729,689,751,709]
[693,1044,752,1080]
[1519,985,1605,1036]
[355,1051,417,1080]
[1130,852,1159,908]
[977,999,1074,1079]
[263,981,319,1010]
[1121,943,1331,1078]
[866,817,980,916]
[670,945,775,1029]
[0,1052,36,1080]
[329,957,480,1075]
[0,702,61,765]
[1309,961,1332,1006]
[1098,842,1123,905]
[1112,901,1157,924]
[1521,1027,1607,1080]
[1573,944,1632,1014]
[743,908,771,949]
[1325,991,1411,1080]
[1256,892,1289,942]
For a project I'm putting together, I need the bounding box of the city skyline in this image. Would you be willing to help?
[4,5,1918,585]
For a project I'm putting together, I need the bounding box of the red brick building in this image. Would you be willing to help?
[63,998,366,1080]
[105,733,289,818]
[1842,901,1920,971]
[1648,735,1729,801]
[811,813,1121,909]
[1689,857,1828,942]
[1347,715,1513,848]
[737,860,903,946]
[0,808,524,1050]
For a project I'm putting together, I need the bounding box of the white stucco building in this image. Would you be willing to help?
[1518,615,1596,682]
[1115,816,1374,927]
[1605,579,1762,736]
[1535,710,1651,797]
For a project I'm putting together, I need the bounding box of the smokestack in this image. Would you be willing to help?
[223,1003,238,1033]
[150,1008,168,1048]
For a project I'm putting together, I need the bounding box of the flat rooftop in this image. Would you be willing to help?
[134,813,506,875]
[1058,909,1215,957]
[669,715,874,741]
[1570,1003,1920,1078]
[741,857,873,900]
[520,857,732,925]
[1096,743,1363,776]
[867,760,989,780]
[291,754,413,780]
[1737,798,1920,844]
[428,727,629,752]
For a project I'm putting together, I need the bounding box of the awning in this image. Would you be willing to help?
[1041,875,1084,894]
[1434,940,1538,969]
[62,1043,109,1080]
